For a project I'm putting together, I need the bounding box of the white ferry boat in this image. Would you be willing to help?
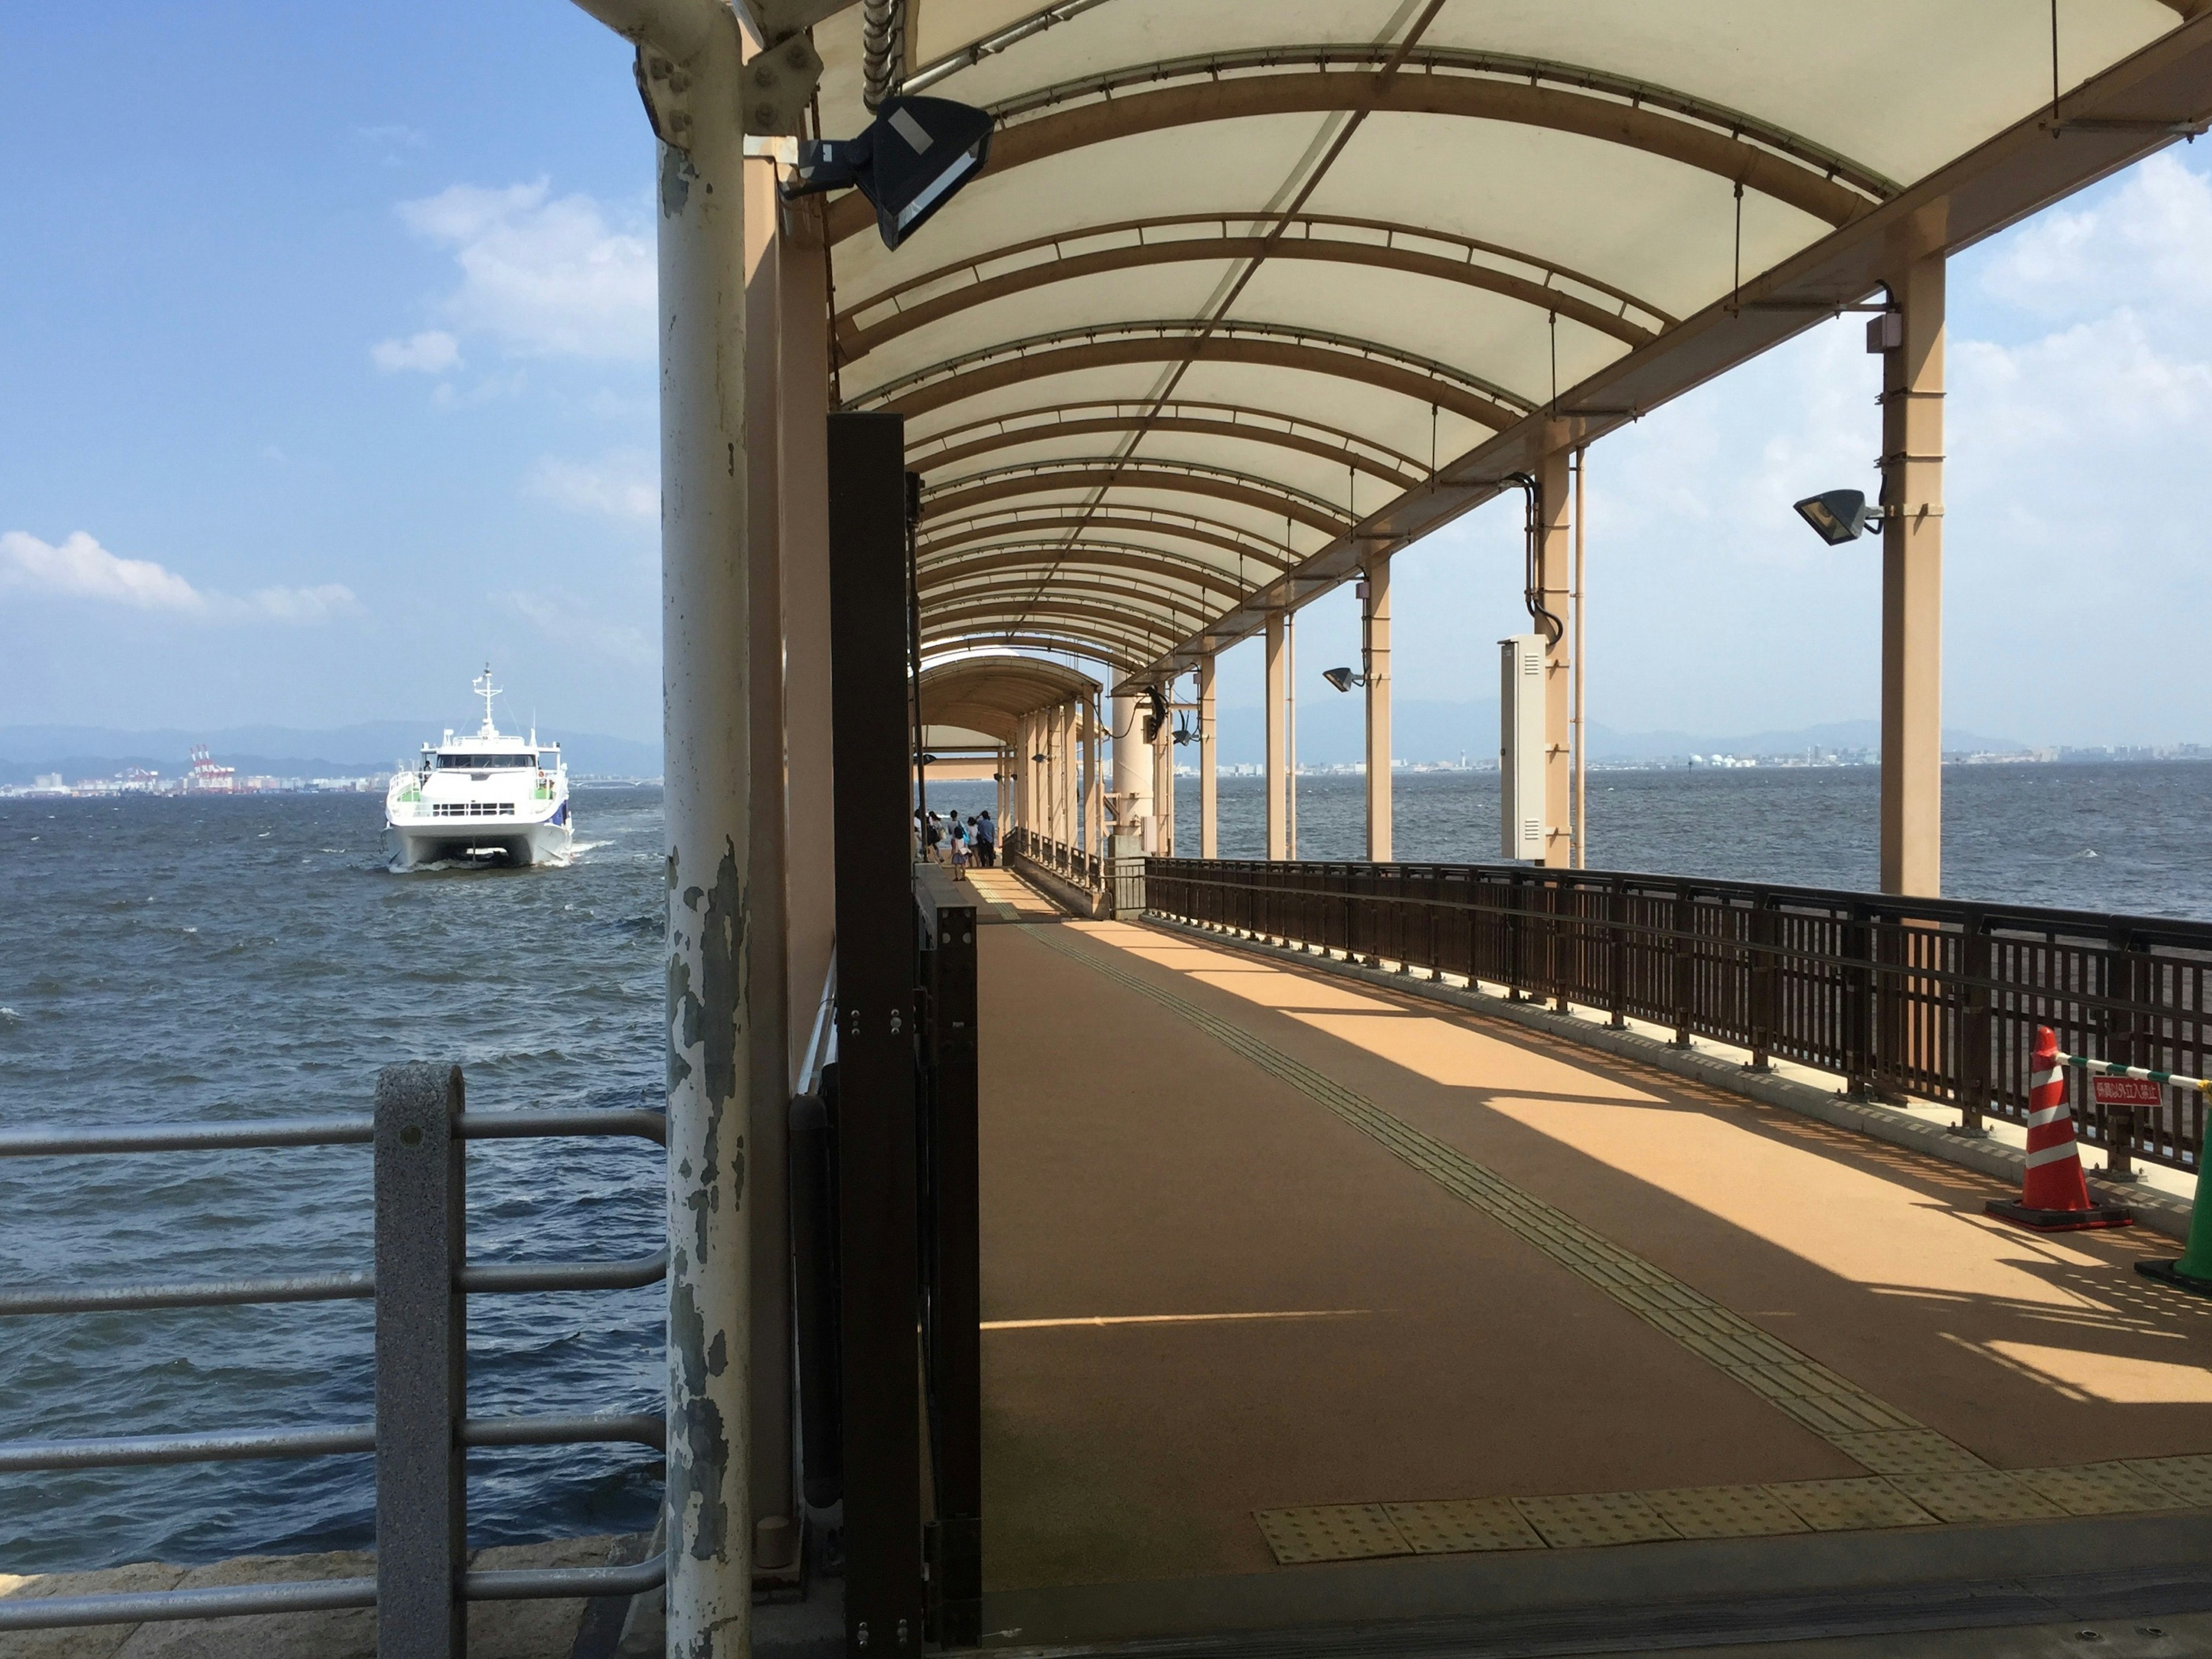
[384,669,573,869]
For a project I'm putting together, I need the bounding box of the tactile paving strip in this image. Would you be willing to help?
[1512,1490,1679,1549]
[1764,1478,1941,1532]
[2127,1455,2212,1506]
[1382,1498,1544,1555]
[1031,926,1988,1477]
[1828,1428,1996,1476]
[2020,1461,2189,1516]
[1253,1504,1409,1564]
[1644,1483,1810,1539]
[1252,1460,2212,1565]
[1886,1471,2066,1524]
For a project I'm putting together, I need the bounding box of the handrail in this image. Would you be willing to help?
[0,1090,668,1633]
[1145,856,2212,1173]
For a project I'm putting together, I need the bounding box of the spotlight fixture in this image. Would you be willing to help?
[1321,666,1368,694]
[782,95,993,250]
[1793,489,1882,546]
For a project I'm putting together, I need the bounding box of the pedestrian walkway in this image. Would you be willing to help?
[961,866,1064,923]
[976,919,2212,1640]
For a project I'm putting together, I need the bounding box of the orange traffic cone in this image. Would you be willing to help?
[1986,1026,2134,1232]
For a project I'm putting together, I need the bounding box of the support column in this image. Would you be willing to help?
[741,126,791,1550]
[1536,429,1574,868]
[1881,250,1945,897]
[778,195,834,1081]
[1111,693,1149,849]
[1085,699,1101,855]
[650,10,753,1649]
[1152,707,1173,857]
[1363,555,1392,863]
[1198,656,1218,858]
[1264,614,1287,860]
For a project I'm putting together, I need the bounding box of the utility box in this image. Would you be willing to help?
[1499,633,1546,861]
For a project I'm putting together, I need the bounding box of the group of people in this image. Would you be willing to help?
[916,807,995,877]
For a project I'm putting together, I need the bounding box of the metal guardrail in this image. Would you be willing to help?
[1146,857,2212,1175]
[1003,825,1104,889]
[0,1067,668,1637]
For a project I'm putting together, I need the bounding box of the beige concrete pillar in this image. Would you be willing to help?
[1881,250,1945,897]
[1364,554,1392,863]
[777,199,834,1073]
[1152,709,1173,857]
[1536,430,1574,868]
[1085,698,1101,855]
[1265,613,1287,859]
[1198,656,1218,858]
[740,134,791,1545]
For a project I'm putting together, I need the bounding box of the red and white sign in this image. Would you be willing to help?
[2090,1075,2162,1108]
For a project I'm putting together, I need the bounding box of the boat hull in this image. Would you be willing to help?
[385,817,574,870]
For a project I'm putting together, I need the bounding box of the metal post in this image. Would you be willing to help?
[1198,656,1218,859]
[374,1062,467,1659]
[1285,611,1298,859]
[827,412,925,1657]
[1364,554,1392,862]
[1537,429,1573,868]
[1264,614,1286,859]
[779,194,836,1089]
[1111,692,1149,852]
[1571,448,1588,870]
[1879,244,1945,897]
[651,10,754,1649]
[1085,698,1101,862]
[742,122,794,1555]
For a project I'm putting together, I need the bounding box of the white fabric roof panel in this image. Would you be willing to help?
[801,0,2211,683]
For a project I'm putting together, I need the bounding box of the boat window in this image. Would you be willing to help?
[438,753,535,768]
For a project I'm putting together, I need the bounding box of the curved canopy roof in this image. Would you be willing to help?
[917,652,1099,748]
[805,1,2211,688]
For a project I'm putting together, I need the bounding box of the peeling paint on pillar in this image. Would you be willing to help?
[667,837,750,1624]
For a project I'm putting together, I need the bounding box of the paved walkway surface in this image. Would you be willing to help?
[0,1536,630,1658]
[978,919,2212,1600]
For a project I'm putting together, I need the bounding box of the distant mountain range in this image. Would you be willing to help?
[0,707,2027,788]
[0,722,662,786]
[1203,701,2025,766]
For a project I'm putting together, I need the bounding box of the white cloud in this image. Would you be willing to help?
[1982,153,2212,323]
[372,329,461,373]
[395,180,653,361]
[498,588,653,664]
[0,531,358,624]
[526,451,658,520]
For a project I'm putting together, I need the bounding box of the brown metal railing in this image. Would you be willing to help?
[1145,858,2212,1176]
[1003,826,1103,891]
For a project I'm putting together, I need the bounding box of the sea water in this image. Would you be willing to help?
[4,763,2208,1571]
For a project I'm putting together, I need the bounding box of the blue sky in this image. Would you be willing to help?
[5,6,2210,747]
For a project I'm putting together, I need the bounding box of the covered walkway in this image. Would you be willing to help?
[975,914,2212,1643]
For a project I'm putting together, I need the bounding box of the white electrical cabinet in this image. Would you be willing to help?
[1499,633,1546,861]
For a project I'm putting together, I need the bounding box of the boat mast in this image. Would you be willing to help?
[473,664,502,739]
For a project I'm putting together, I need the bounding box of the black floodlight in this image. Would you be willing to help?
[1173,716,1196,747]
[1321,666,1366,694]
[1793,489,1881,546]
[783,95,993,251]
[1031,752,1046,764]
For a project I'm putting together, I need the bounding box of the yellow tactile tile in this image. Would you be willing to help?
[1382,1498,1546,1555]
[1767,1478,1941,1532]
[1644,1484,1810,1539]
[1254,1504,1410,1565]
[2020,1462,2187,1517]
[2126,1455,2212,1508]
[1886,1471,2066,1524]
[1513,1490,1680,1550]
[1830,1429,1993,1476]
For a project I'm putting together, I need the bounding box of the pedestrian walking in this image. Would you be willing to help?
[950,814,970,877]
[975,809,995,868]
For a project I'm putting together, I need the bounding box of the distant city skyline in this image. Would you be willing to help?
[6,9,2212,749]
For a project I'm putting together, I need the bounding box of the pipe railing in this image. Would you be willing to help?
[1145,857,2212,1174]
[1003,825,1104,891]
[0,1067,668,1635]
